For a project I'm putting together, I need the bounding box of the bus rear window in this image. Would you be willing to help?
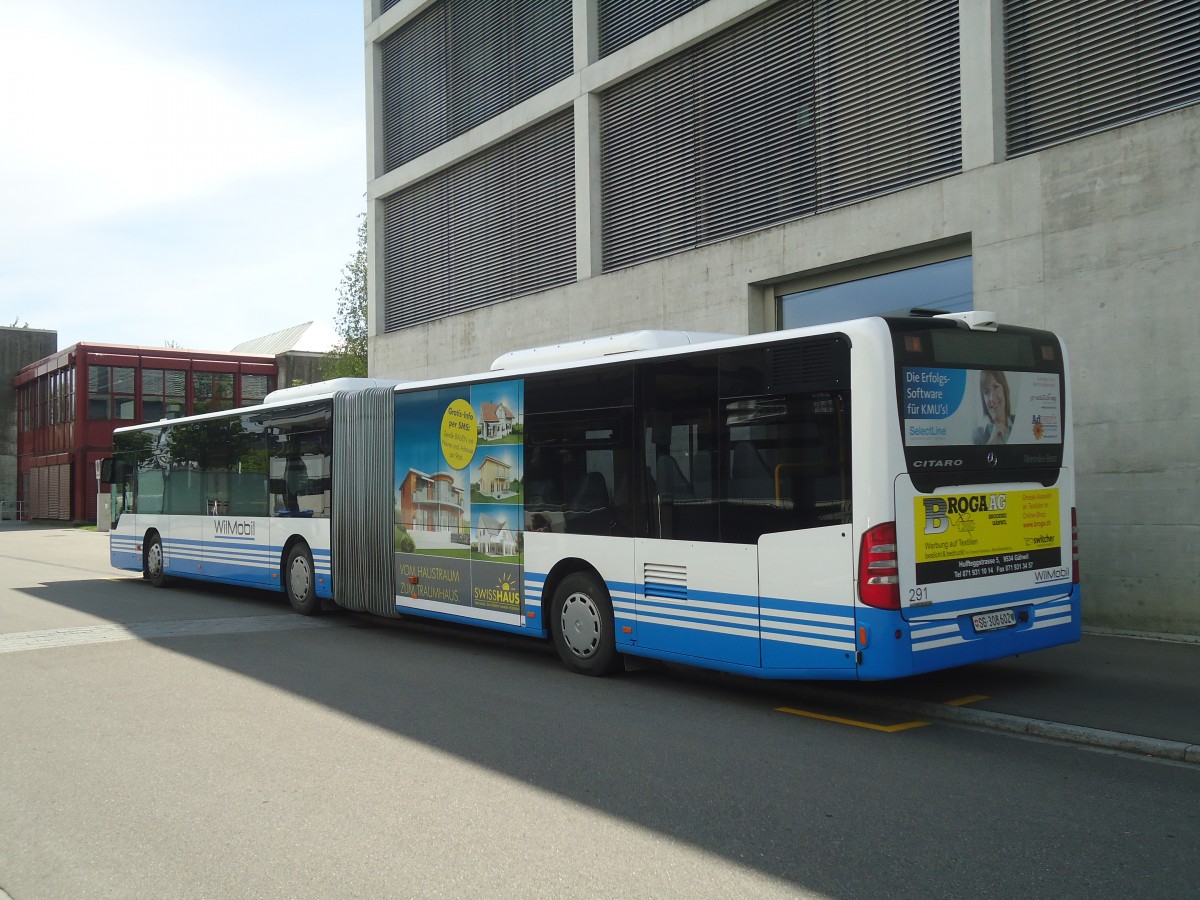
[891,322,1065,484]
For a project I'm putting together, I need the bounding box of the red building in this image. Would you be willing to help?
[14,343,277,522]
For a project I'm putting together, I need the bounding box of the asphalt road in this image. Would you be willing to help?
[1,527,1198,899]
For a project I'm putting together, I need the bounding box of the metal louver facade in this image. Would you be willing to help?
[381,0,573,172]
[600,0,961,273]
[23,464,71,520]
[597,0,714,57]
[1004,0,1200,158]
[382,111,575,332]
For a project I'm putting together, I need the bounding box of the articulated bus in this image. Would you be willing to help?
[104,312,1080,680]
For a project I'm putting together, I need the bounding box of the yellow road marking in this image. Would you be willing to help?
[776,706,929,732]
[945,694,989,707]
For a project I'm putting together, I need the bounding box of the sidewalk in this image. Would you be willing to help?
[796,630,1200,762]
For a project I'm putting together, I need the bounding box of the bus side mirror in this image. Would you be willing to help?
[99,458,125,484]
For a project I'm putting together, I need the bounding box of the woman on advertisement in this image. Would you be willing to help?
[974,370,1015,445]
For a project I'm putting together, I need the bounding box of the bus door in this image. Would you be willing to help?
[728,395,856,673]
[633,347,857,672]
[635,358,761,668]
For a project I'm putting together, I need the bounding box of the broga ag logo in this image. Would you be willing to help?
[923,493,1007,535]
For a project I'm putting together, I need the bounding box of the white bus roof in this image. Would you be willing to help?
[114,313,1006,435]
[262,377,403,405]
[490,330,738,371]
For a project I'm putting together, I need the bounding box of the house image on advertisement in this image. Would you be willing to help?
[476,455,512,498]
[397,469,465,531]
[476,512,517,557]
[478,401,516,441]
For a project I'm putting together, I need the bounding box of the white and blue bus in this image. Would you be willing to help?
[104,311,1080,680]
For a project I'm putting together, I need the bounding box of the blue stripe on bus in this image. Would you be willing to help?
[110,535,333,599]
[855,586,1081,680]
[526,571,856,663]
[522,577,544,631]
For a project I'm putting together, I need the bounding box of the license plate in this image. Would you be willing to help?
[972,609,1016,633]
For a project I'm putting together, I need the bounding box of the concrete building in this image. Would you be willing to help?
[363,1,1200,634]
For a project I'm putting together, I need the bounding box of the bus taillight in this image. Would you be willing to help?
[1071,507,1080,584]
[859,522,900,609]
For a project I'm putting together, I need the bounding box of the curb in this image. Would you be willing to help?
[794,686,1200,764]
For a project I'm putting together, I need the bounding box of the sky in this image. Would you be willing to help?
[0,0,367,352]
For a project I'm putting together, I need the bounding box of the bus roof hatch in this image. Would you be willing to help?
[933,310,999,332]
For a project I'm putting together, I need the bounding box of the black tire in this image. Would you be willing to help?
[143,533,168,588]
[550,572,620,676]
[284,542,321,616]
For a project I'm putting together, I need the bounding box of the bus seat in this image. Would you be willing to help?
[731,442,774,501]
[691,450,715,500]
[656,455,694,500]
[570,471,610,512]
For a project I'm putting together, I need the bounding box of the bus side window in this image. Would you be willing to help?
[524,413,633,537]
[270,435,328,518]
[639,356,720,542]
[720,392,851,542]
[730,441,774,500]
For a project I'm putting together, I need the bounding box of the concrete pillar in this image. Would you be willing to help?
[959,0,1006,170]
[573,0,598,72]
[573,1,602,281]
[574,94,603,281]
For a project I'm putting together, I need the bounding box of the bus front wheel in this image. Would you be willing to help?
[284,542,320,616]
[144,533,168,588]
[550,572,619,676]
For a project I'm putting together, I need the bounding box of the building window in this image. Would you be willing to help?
[779,256,972,330]
[194,372,235,415]
[89,366,135,421]
[43,369,74,426]
[143,368,186,421]
[240,374,274,405]
[18,383,34,430]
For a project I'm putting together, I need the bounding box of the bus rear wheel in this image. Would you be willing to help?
[550,572,619,676]
[285,542,320,616]
[144,533,168,588]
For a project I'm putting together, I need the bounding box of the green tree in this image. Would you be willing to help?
[322,213,369,379]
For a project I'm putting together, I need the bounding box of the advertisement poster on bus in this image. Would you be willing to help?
[912,487,1063,585]
[902,367,1061,447]
[393,381,524,618]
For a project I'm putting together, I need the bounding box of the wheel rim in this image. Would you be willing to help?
[560,591,601,658]
[147,542,162,578]
[289,554,312,601]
